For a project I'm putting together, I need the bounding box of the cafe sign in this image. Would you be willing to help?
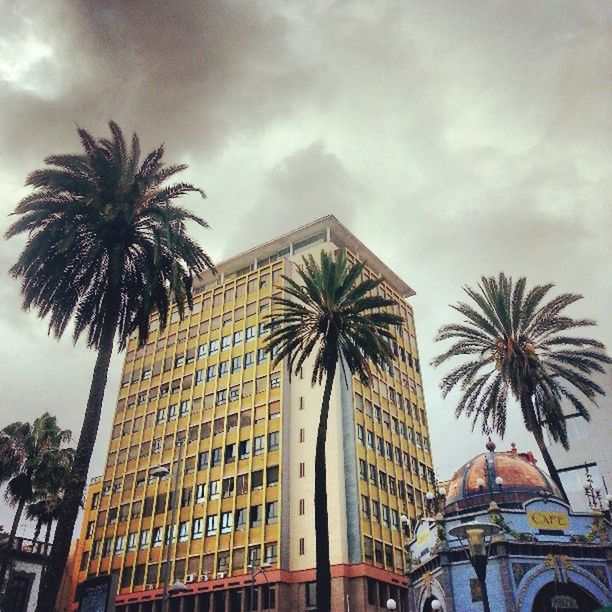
[527,510,569,531]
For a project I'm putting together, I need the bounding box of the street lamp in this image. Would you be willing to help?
[248,562,270,612]
[448,521,500,612]
[430,599,442,611]
[386,598,397,610]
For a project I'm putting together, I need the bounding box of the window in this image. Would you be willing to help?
[152,527,162,547]
[244,352,254,368]
[195,483,206,503]
[376,436,384,456]
[127,533,137,551]
[385,442,393,460]
[250,505,262,527]
[369,464,377,485]
[299,499,305,515]
[389,476,397,495]
[257,348,268,363]
[168,404,177,420]
[372,501,380,522]
[216,389,227,405]
[306,582,317,608]
[192,518,203,539]
[218,361,229,377]
[231,356,241,373]
[299,462,305,478]
[270,374,280,389]
[357,424,364,443]
[245,326,255,341]
[299,537,305,555]
[179,400,190,417]
[209,480,220,500]
[366,430,374,448]
[361,495,370,517]
[102,538,112,557]
[206,365,216,381]
[264,543,277,564]
[299,428,305,443]
[268,431,279,451]
[139,530,149,549]
[220,511,232,534]
[221,335,231,350]
[266,501,278,524]
[156,408,166,423]
[391,509,399,530]
[206,515,217,536]
[359,459,367,480]
[225,443,236,463]
[379,471,387,491]
[382,505,390,527]
[253,436,264,456]
[211,447,222,466]
[178,521,189,542]
[252,470,264,489]
[198,451,209,470]
[230,508,245,532]
[233,330,243,345]
[236,473,249,495]
[267,465,279,486]
[198,344,207,358]
[209,339,219,354]
[222,477,235,498]
[238,440,250,459]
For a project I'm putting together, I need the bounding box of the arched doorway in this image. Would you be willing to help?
[532,581,601,611]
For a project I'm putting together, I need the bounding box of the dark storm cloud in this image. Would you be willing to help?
[1,0,611,531]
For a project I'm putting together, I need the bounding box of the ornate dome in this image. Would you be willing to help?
[444,441,563,514]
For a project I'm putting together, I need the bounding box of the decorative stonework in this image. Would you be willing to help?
[512,562,536,586]
[582,565,610,591]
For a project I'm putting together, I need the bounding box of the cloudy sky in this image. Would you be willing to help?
[1,1,610,535]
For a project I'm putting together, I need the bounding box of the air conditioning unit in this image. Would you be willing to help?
[216,572,225,579]
[185,573,197,583]
[200,574,209,582]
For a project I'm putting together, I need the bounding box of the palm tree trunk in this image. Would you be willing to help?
[314,358,337,612]
[521,392,569,503]
[32,518,43,546]
[8,498,25,547]
[531,425,569,504]
[44,522,52,547]
[36,313,118,612]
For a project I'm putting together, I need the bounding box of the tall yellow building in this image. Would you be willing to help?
[75,216,435,611]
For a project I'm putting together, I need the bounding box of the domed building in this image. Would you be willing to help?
[405,441,612,612]
[444,441,563,515]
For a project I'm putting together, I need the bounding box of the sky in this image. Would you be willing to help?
[0,0,610,536]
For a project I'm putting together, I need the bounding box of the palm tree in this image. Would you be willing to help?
[432,273,611,501]
[27,445,74,550]
[5,122,214,610]
[266,250,402,612]
[0,414,72,586]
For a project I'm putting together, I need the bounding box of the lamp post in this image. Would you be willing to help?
[247,562,270,612]
[386,598,397,610]
[151,438,186,612]
[430,599,442,611]
[448,521,500,612]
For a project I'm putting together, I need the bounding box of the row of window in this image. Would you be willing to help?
[357,426,433,481]
[107,413,280,470]
[124,322,272,384]
[360,495,402,530]
[94,501,280,560]
[117,369,280,414]
[356,392,427,430]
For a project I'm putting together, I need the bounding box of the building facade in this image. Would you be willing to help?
[406,442,612,612]
[74,216,435,611]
